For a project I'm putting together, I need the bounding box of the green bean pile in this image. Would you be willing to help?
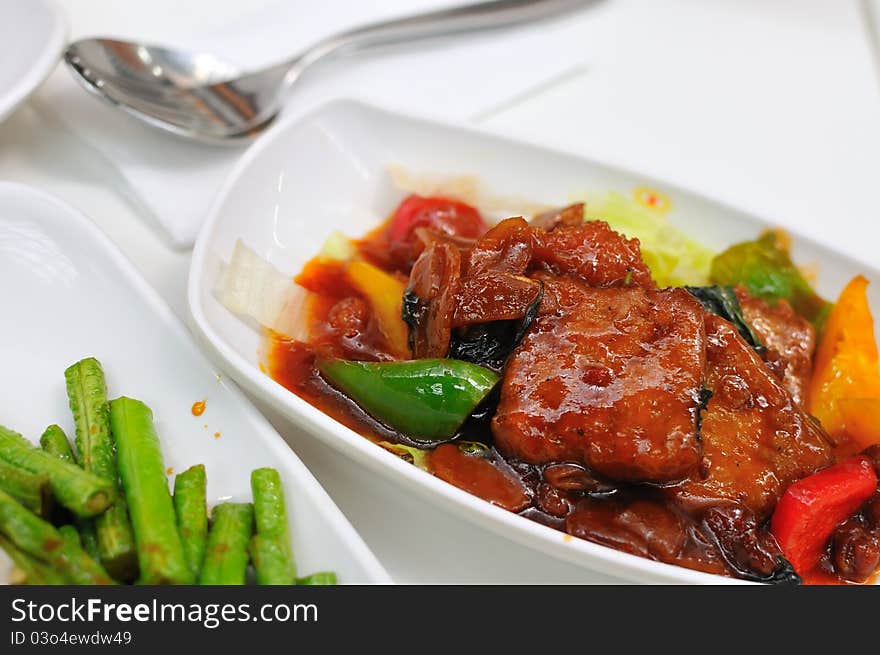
[0,357,336,586]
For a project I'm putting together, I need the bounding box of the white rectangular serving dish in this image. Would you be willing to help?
[0,181,390,584]
[189,100,880,584]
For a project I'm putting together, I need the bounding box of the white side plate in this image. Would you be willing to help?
[189,100,880,584]
[0,0,67,123]
[0,182,390,584]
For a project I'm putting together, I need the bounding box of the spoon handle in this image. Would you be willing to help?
[296,0,600,68]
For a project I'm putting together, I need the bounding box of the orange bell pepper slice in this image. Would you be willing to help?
[808,275,880,446]
[838,398,880,447]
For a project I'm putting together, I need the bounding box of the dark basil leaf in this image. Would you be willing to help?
[685,286,765,352]
[402,289,427,353]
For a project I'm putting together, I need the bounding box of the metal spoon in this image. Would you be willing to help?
[63,0,599,145]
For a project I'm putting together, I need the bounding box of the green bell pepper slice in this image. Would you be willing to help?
[316,358,499,441]
[709,231,832,331]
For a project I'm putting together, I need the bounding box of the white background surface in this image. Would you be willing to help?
[0,0,65,122]
[1,0,879,583]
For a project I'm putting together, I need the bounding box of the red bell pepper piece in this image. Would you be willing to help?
[770,456,878,575]
[388,195,486,245]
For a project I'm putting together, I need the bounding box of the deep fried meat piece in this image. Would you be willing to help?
[492,285,706,483]
[702,504,799,583]
[735,286,815,406]
[464,217,535,278]
[670,314,833,518]
[531,221,655,289]
[565,497,690,562]
[410,226,476,264]
[452,273,542,327]
[831,517,880,583]
[530,203,585,232]
[542,463,618,494]
[327,297,369,338]
[447,217,542,328]
[566,495,737,576]
[531,272,595,316]
[405,242,462,358]
[414,217,656,343]
[430,444,531,513]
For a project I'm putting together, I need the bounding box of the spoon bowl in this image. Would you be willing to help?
[65,39,285,143]
[63,0,601,145]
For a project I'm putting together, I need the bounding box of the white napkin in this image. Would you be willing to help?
[35,0,610,247]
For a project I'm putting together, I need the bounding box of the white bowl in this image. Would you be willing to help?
[0,0,66,123]
[189,100,880,584]
[0,181,390,584]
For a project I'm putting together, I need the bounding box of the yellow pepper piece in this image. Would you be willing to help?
[808,275,880,446]
[838,398,880,447]
[346,260,411,359]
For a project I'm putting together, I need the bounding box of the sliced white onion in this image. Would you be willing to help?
[219,239,309,341]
